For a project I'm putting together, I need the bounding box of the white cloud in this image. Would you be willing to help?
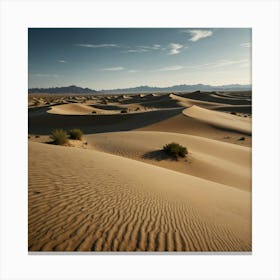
[75,43,119,48]
[184,29,213,42]
[102,67,124,71]
[128,70,138,73]
[168,43,184,55]
[240,42,251,48]
[57,60,67,63]
[154,65,184,71]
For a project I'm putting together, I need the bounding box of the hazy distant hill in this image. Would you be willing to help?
[28,84,251,94]
[101,84,252,93]
[28,85,97,94]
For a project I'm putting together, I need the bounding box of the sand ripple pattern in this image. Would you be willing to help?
[29,142,251,252]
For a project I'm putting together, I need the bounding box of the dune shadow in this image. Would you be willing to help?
[28,107,183,135]
[142,150,178,161]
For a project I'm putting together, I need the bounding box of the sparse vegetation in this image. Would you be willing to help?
[69,128,83,140]
[92,110,97,114]
[238,137,245,141]
[163,142,188,159]
[121,109,128,113]
[50,129,69,145]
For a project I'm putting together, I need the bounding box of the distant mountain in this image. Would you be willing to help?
[100,84,252,93]
[28,84,251,94]
[28,85,97,94]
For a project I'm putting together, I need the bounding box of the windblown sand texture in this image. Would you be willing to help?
[28,91,252,252]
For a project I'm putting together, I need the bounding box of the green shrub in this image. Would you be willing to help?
[50,129,68,145]
[69,128,83,140]
[163,142,188,158]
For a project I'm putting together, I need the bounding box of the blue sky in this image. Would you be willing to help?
[28,28,251,90]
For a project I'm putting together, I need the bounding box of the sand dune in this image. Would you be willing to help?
[47,103,122,115]
[29,142,251,251]
[86,131,251,191]
[138,112,252,147]
[169,93,228,108]
[214,105,252,114]
[28,91,252,252]
[48,103,95,115]
[28,107,182,134]
[183,105,251,135]
[181,91,251,105]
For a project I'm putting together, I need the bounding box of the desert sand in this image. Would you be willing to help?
[28,90,252,252]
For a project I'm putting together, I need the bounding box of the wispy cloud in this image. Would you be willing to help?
[75,43,119,48]
[128,69,138,73]
[123,49,149,53]
[168,43,184,55]
[57,60,67,63]
[153,65,184,71]
[185,59,249,70]
[240,42,251,48]
[210,59,248,68]
[32,73,59,78]
[183,29,213,42]
[123,44,162,53]
[102,66,124,71]
[139,44,161,50]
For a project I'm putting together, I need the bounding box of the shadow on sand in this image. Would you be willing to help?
[28,107,183,135]
[142,150,179,161]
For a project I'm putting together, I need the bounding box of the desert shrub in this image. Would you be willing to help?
[92,110,97,114]
[238,137,245,141]
[230,112,237,115]
[50,129,68,145]
[163,142,188,158]
[121,109,128,113]
[69,128,83,140]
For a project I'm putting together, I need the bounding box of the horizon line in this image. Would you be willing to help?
[28,83,252,91]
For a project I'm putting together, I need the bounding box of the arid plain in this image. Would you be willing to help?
[28,90,252,252]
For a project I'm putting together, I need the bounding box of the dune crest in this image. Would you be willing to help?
[183,105,251,134]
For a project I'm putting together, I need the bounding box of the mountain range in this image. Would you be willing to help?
[28,84,252,94]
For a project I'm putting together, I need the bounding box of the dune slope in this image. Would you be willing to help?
[183,105,251,134]
[86,131,251,191]
[29,142,251,252]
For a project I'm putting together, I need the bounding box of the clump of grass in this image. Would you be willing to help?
[50,129,69,145]
[163,142,188,159]
[69,128,83,140]
[121,109,128,113]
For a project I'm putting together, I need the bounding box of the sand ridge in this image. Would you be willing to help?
[29,142,251,252]
[183,105,252,134]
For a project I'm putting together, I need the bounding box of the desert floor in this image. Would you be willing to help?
[28,91,252,252]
